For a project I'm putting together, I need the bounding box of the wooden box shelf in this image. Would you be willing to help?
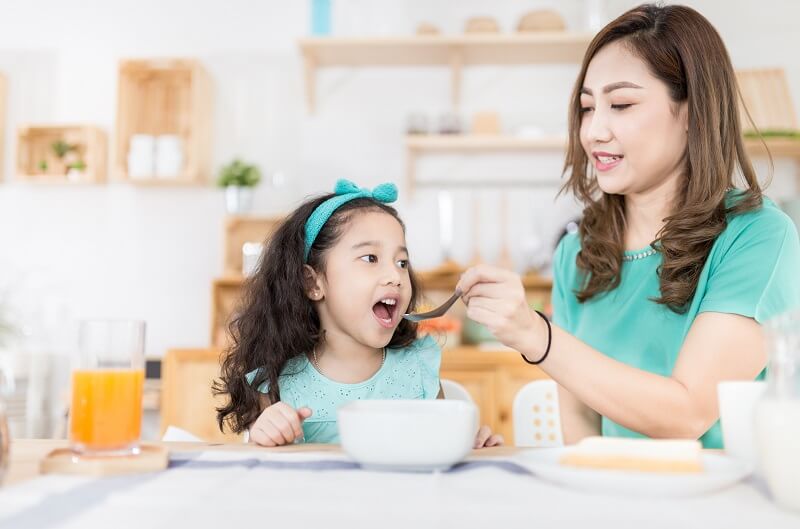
[211,276,249,347]
[115,59,213,185]
[16,125,107,183]
[223,215,283,275]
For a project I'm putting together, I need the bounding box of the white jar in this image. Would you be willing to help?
[242,242,264,277]
[154,135,184,178]
[756,310,800,512]
[127,134,156,179]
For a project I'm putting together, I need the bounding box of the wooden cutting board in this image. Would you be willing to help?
[40,444,169,476]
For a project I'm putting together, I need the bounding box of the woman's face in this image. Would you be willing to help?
[579,41,688,197]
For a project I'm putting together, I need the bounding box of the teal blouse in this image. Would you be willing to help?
[551,193,800,448]
[245,335,441,444]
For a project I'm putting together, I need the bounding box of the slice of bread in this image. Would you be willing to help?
[559,436,703,473]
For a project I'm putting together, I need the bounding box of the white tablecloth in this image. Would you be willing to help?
[0,450,797,529]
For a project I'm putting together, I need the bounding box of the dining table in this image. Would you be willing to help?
[1,439,798,529]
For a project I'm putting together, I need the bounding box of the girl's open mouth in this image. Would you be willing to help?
[372,298,399,329]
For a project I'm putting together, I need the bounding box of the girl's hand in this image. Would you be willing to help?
[249,402,313,446]
[457,265,546,358]
[474,425,504,448]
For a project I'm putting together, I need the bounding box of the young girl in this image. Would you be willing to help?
[215,179,502,448]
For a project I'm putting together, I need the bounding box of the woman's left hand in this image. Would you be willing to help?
[457,264,545,357]
[474,425,504,448]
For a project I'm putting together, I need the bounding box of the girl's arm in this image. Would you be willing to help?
[458,265,766,440]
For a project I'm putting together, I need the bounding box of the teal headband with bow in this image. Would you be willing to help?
[304,179,398,261]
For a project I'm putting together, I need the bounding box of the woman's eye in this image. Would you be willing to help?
[360,255,378,263]
[611,104,633,111]
[579,106,594,114]
[397,259,409,269]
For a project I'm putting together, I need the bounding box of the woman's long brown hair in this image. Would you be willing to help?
[563,3,764,312]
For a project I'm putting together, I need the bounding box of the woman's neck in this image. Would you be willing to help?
[624,176,679,250]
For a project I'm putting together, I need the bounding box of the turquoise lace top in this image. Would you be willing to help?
[244,335,442,443]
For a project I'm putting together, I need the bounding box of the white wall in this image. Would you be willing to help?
[0,0,798,358]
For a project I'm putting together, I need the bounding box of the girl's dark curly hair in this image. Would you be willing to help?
[213,195,420,434]
[562,3,763,313]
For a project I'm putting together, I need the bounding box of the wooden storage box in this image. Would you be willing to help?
[16,125,107,183]
[115,59,213,185]
[223,215,283,275]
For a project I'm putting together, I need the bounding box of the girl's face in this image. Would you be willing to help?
[579,41,688,197]
[311,210,413,349]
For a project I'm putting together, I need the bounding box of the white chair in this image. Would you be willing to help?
[441,378,473,402]
[513,379,564,447]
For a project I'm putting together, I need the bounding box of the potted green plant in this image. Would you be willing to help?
[50,140,76,175]
[216,159,262,214]
[66,159,87,182]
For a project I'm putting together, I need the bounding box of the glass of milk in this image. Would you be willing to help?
[756,310,800,512]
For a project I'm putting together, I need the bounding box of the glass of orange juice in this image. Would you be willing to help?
[70,320,145,456]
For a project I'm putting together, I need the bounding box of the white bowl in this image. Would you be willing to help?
[337,399,478,472]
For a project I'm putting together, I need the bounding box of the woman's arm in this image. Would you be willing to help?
[458,265,766,440]
[558,384,601,444]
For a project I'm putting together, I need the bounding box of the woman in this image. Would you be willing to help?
[457,3,800,448]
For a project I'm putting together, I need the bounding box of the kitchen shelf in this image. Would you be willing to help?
[406,134,800,194]
[16,125,107,183]
[298,33,593,112]
[406,134,567,195]
[407,134,566,152]
[744,137,800,159]
[115,59,213,186]
[419,265,552,292]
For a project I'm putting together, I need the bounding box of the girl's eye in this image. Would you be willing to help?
[579,106,594,114]
[611,104,633,111]
[397,259,409,269]
[360,255,378,263]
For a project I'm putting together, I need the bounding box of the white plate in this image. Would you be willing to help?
[517,448,750,497]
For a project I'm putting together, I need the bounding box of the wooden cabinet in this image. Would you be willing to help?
[161,346,547,446]
[161,348,242,443]
[441,346,548,445]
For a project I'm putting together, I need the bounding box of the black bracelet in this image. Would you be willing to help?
[521,310,552,365]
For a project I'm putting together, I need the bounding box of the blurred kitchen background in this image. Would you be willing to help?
[1,0,799,442]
